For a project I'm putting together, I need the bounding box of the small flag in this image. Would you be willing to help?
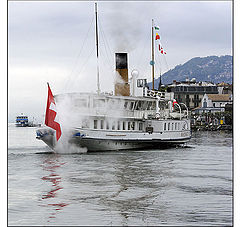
[173,99,178,107]
[161,50,164,54]
[155,33,160,40]
[159,44,161,51]
[154,26,160,30]
[45,83,62,141]
[164,51,166,54]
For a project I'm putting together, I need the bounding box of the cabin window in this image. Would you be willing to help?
[123,122,126,130]
[142,101,148,110]
[152,101,156,110]
[94,120,98,129]
[117,121,120,130]
[168,123,170,131]
[101,120,104,129]
[112,122,115,130]
[148,101,156,110]
[124,101,128,109]
[132,122,135,130]
[128,122,131,130]
[106,121,109,130]
[130,102,135,110]
[172,123,174,130]
[135,101,139,110]
[175,122,177,130]
[136,101,143,110]
[139,122,143,131]
[147,102,152,110]
[164,123,166,131]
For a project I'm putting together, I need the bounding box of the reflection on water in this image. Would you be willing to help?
[40,154,68,222]
[100,153,174,225]
[8,126,232,226]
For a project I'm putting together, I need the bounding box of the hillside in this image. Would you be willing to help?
[149,55,232,89]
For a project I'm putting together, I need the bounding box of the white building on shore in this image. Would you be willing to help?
[192,93,232,114]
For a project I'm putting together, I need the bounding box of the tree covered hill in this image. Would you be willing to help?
[149,55,232,89]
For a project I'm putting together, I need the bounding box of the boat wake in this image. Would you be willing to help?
[54,140,88,154]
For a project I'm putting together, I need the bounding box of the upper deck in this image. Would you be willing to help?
[54,91,189,120]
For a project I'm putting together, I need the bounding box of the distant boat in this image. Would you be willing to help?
[16,115,28,127]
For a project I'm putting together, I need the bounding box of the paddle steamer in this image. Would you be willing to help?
[36,4,191,151]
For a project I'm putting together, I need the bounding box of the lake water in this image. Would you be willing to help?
[8,124,233,226]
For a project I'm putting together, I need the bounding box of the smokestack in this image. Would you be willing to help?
[115,53,130,96]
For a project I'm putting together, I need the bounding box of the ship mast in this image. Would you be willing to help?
[151,19,155,90]
[95,3,100,94]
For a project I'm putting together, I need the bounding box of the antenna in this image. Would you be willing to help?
[95,2,100,94]
[151,19,155,90]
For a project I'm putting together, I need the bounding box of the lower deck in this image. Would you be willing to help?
[36,118,191,151]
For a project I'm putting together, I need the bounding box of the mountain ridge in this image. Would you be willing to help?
[149,55,232,88]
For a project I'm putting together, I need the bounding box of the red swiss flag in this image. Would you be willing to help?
[45,83,62,141]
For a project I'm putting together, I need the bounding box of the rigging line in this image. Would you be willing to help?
[159,39,169,70]
[98,19,114,65]
[98,23,113,70]
[96,25,113,72]
[98,19,114,58]
[163,54,169,72]
[156,43,163,72]
[101,36,114,71]
[64,15,95,91]
[65,16,94,90]
[74,46,96,80]
[156,47,168,75]
[156,50,162,77]
[98,50,113,73]
[154,23,169,76]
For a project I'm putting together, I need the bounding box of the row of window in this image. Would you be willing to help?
[16,116,28,119]
[91,120,183,131]
[174,86,218,92]
[93,120,143,131]
[164,122,181,131]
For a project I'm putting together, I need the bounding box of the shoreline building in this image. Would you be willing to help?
[217,82,232,95]
[167,78,218,109]
[191,93,232,126]
[192,93,232,115]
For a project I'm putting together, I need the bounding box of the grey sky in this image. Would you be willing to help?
[8,1,232,123]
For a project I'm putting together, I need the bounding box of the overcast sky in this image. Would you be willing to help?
[8,1,232,123]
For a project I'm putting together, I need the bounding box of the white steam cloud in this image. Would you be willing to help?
[53,95,88,154]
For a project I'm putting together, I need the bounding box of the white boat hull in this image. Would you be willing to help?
[71,137,190,151]
[36,127,191,152]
